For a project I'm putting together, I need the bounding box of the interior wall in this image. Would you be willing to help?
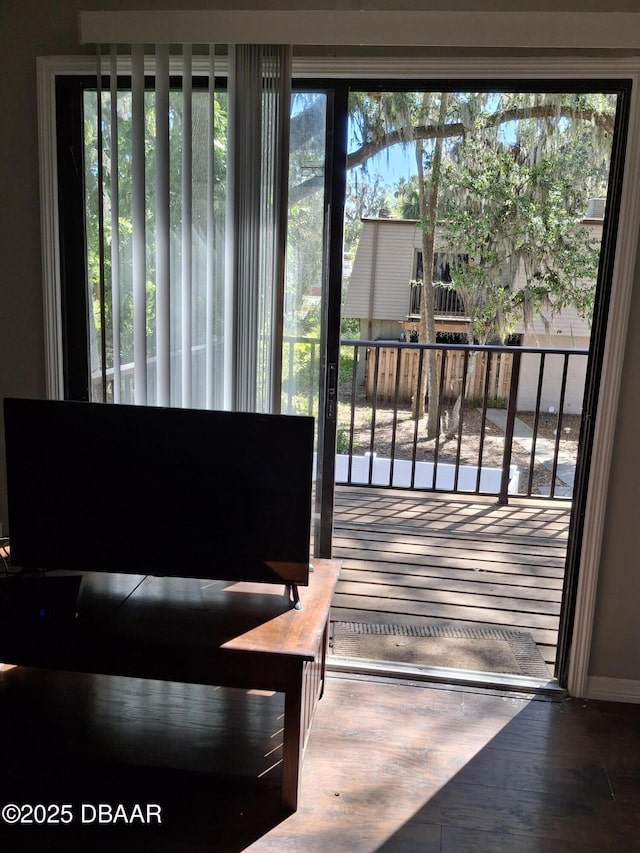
[1,0,640,685]
[588,247,640,679]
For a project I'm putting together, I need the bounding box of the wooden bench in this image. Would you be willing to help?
[0,558,341,812]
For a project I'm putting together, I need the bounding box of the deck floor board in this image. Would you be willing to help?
[339,561,564,589]
[331,486,571,671]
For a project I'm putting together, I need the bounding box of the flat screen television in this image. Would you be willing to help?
[3,398,314,586]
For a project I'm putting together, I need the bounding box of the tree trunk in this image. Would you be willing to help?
[414,92,449,440]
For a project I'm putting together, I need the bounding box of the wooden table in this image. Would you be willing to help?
[0,558,341,811]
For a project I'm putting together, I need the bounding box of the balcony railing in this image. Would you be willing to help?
[336,340,586,502]
[409,282,467,318]
[93,337,587,503]
[281,338,587,503]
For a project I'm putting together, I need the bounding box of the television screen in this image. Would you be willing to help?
[3,398,314,586]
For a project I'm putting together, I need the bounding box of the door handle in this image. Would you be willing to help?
[326,362,337,420]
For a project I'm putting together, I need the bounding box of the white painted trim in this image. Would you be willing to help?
[38,56,640,696]
[78,10,640,49]
[586,677,640,704]
[293,55,640,79]
[567,71,640,700]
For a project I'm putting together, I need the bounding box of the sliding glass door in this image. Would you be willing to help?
[57,66,341,560]
[46,52,640,689]
[283,88,342,555]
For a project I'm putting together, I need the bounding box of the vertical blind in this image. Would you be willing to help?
[89,43,292,413]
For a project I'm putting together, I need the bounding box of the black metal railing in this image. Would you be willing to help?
[332,340,587,503]
[408,282,468,319]
[93,337,587,503]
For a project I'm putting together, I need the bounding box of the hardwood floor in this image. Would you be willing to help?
[331,486,571,670]
[0,666,638,852]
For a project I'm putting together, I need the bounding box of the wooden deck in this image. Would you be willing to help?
[330,485,571,672]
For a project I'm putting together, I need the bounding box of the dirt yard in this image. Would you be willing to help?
[338,398,581,496]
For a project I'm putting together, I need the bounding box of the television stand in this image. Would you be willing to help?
[0,559,341,812]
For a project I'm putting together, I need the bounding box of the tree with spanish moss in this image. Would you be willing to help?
[345,90,614,433]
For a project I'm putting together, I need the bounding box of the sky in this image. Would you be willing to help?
[362,144,417,187]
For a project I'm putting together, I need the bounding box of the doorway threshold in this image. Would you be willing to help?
[327,655,565,697]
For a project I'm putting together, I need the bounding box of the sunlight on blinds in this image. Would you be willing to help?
[88,43,292,413]
[228,44,291,412]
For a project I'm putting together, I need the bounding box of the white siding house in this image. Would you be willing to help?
[343,213,604,413]
[344,218,424,340]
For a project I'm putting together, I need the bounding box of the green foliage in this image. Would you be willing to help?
[339,349,355,384]
[340,316,360,340]
[286,92,328,333]
[336,427,352,454]
[356,90,616,344]
[293,341,316,395]
[84,88,229,370]
[344,173,394,258]
[440,124,605,342]
[335,426,367,455]
[283,393,319,419]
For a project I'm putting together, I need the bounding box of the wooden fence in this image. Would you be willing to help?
[365,346,513,405]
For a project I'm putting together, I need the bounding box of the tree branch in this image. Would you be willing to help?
[346,105,614,172]
[289,174,325,204]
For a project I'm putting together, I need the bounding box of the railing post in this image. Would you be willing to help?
[498,349,521,505]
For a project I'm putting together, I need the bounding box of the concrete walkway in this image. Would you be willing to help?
[485,408,576,494]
